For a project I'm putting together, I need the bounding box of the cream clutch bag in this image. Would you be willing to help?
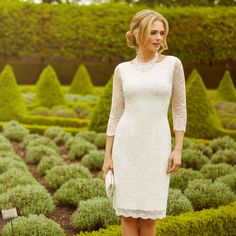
[105,169,115,199]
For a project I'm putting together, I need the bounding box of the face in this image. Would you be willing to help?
[141,20,165,53]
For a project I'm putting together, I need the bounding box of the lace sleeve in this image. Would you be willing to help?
[171,58,187,132]
[106,65,125,136]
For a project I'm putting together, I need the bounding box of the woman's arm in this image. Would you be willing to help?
[105,136,115,158]
[102,65,125,179]
[174,130,184,152]
[167,58,187,173]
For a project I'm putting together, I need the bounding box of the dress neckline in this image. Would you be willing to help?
[130,55,169,72]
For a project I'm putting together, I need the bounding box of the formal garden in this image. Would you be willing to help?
[0,0,236,235]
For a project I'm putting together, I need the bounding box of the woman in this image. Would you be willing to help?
[102,9,187,236]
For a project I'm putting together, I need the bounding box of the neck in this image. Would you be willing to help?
[136,49,157,63]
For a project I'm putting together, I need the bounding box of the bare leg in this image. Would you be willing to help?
[139,218,156,236]
[121,216,139,236]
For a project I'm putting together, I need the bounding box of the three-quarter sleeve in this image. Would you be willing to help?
[171,58,187,132]
[106,65,125,136]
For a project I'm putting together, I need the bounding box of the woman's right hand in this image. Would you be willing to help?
[102,155,113,180]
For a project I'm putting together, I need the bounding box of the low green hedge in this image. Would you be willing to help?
[0,158,29,174]
[70,197,120,233]
[2,214,65,236]
[45,164,92,190]
[0,185,54,216]
[54,178,106,207]
[19,115,88,128]
[2,120,29,142]
[0,121,88,135]
[0,168,37,194]
[77,201,236,236]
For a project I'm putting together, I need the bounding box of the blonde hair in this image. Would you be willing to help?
[126,9,169,53]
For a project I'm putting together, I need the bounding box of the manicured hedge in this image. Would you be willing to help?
[77,201,236,236]
[19,115,89,128]
[35,65,67,108]
[0,65,27,121]
[69,64,95,95]
[0,3,236,63]
[2,214,65,236]
[216,70,236,102]
[0,121,88,135]
[185,69,236,139]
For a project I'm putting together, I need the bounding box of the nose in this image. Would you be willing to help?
[156,33,162,39]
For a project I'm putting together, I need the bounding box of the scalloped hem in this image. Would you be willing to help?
[115,208,166,220]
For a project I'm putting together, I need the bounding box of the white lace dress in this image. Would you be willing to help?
[106,55,187,219]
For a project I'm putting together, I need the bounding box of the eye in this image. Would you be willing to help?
[150,31,157,35]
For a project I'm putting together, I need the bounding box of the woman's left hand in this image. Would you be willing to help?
[166,149,182,173]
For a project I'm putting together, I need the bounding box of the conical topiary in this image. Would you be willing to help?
[35,65,66,108]
[88,75,113,133]
[216,70,236,102]
[186,69,201,90]
[186,71,222,139]
[69,64,94,95]
[0,65,27,121]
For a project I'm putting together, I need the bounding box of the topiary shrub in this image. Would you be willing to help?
[0,158,28,174]
[73,102,92,118]
[25,136,59,153]
[69,64,94,95]
[167,188,193,216]
[0,65,27,121]
[37,155,64,175]
[184,178,235,211]
[216,70,236,102]
[2,214,65,236]
[26,145,59,164]
[0,168,37,194]
[21,133,42,149]
[185,69,222,139]
[88,75,113,133]
[186,69,200,90]
[0,134,10,144]
[170,168,204,192]
[34,65,67,108]
[211,149,236,165]
[0,151,23,162]
[70,197,120,232]
[185,142,213,158]
[74,201,236,236]
[64,136,76,149]
[44,126,64,139]
[181,149,209,170]
[200,163,234,181]
[45,164,92,189]
[0,185,54,216]
[215,173,236,194]
[31,106,52,116]
[44,127,72,145]
[54,178,106,207]
[2,120,29,142]
[0,142,14,153]
[210,135,236,153]
[51,105,77,118]
[68,138,97,161]
[54,131,73,145]
[94,133,106,149]
[81,150,105,171]
[75,131,97,143]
